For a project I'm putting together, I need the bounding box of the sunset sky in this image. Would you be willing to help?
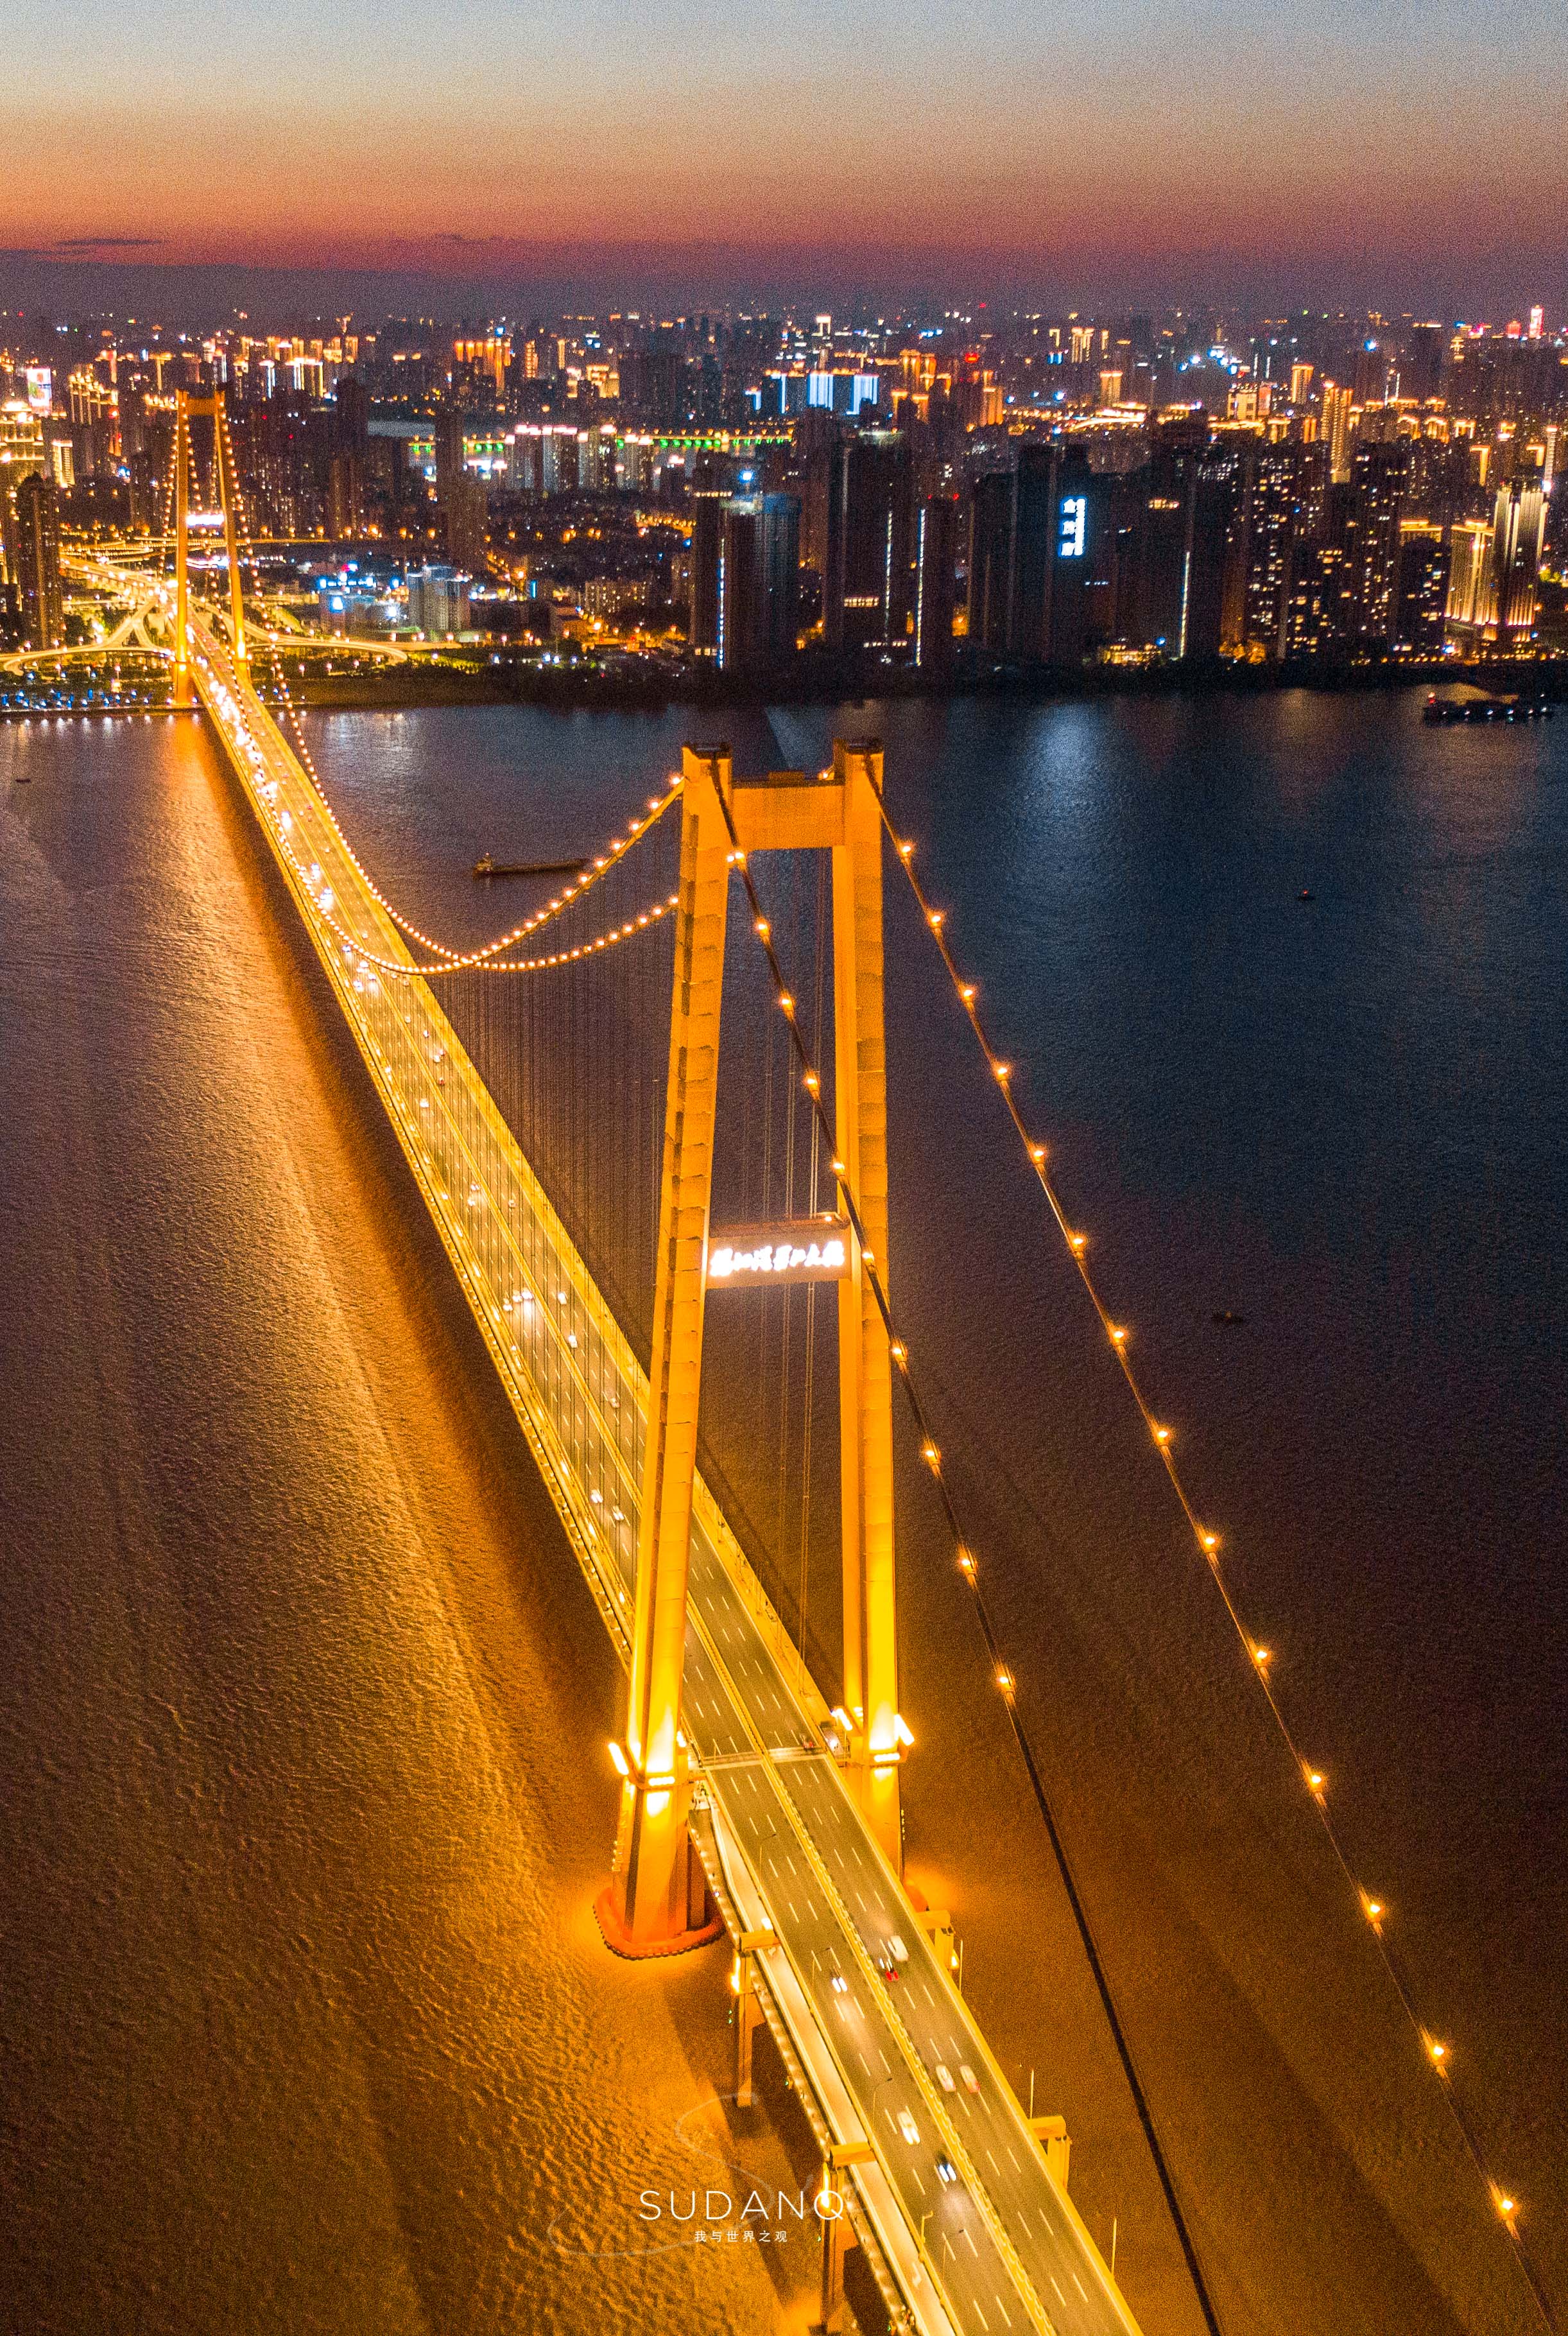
[8,0,1568,307]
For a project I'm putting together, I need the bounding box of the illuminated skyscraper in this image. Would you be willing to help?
[1347,441,1408,641]
[1322,383,1354,483]
[1490,471,1546,637]
[1222,444,1301,657]
[1445,520,1494,632]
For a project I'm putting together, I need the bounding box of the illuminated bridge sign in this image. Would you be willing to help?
[707,1218,850,1285]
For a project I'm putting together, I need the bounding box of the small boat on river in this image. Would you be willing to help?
[473,853,589,879]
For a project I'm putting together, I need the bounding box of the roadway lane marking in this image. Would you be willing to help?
[1052,2278,1066,2305]
[1073,2274,1088,2299]
[963,2225,979,2256]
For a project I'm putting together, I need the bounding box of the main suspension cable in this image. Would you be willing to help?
[207,395,685,973]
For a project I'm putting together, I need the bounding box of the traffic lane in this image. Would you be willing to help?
[687,1527,809,1748]
[712,1761,1027,2336]
[781,1760,1122,2336]
[676,1544,1057,2329]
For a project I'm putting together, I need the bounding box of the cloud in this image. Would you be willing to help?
[53,236,162,250]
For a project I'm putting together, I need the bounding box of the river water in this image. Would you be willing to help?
[1,690,1564,2336]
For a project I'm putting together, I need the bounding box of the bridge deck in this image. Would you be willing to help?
[165,588,1145,2336]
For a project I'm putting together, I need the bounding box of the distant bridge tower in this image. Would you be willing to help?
[601,740,902,1953]
[171,388,248,708]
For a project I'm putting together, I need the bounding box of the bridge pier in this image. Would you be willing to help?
[1028,2113,1073,2192]
[731,1929,772,2106]
[816,2152,864,2335]
[913,1901,957,1979]
[596,1778,720,1957]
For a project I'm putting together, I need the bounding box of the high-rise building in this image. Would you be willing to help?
[1183,449,1241,659]
[1131,417,1209,656]
[452,335,510,402]
[406,564,471,635]
[716,497,763,670]
[912,494,957,671]
[431,410,486,566]
[1402,323,1446,404]
[824,432,913,653]
[445,471,488,571]
[1045,449,1100,664]
[1009,444,1059,659]
[714,492,803,668]
[1222,444,1301,657]
[1,468,65,648]
[965,446,1101,664]
[967,469,1014,655]
[759,492,802,661]
[1391,523,1450,654]
[1322,382,1354,484]
[687,465,730,656]
[1347,442,1408,641]
[1,396,46,491]
[433,410,464,499]
[326,453,363,539]
[1445,520,1494,632]
[327,375,368,537]
[1286,538,1353,659]
[1490,472,1546,637]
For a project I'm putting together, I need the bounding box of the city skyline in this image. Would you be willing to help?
[4,297,1564,688]
[10,0,1568,309]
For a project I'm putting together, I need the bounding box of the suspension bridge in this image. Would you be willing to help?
[56,390,1557,2336]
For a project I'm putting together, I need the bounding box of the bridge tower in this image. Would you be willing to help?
[171,388,248,709]
[600,740,902,1955]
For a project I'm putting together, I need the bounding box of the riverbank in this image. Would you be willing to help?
[283,650,1568,715]
[9,648,1564,722]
